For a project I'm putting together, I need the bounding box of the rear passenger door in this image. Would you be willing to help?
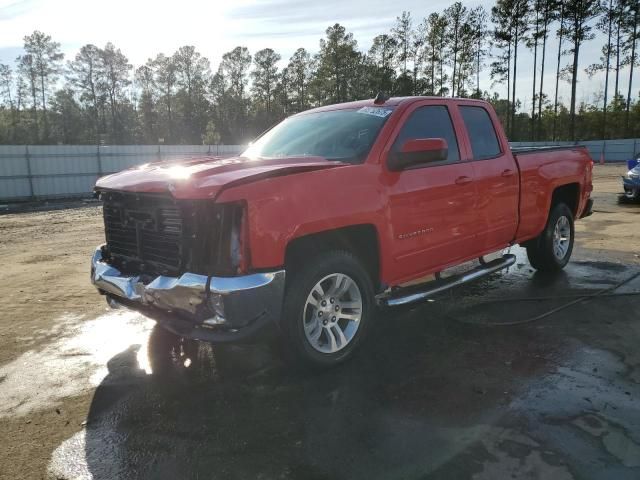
[459,104,519,252]
[385,102,477,281]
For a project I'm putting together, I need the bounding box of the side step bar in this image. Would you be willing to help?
[380,254,516,307]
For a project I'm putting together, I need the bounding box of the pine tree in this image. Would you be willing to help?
[150,53,177,143]
[424,13,448,95]
[67,44,104,141]
[173,46,211,143]
[368,34,398,94]
[621,0,639,134]
[444,2,469,97]
[251,48,281,127]
[313,24,361,104]
[22,31,64,142]
[469,7,489,97]
[287,48,312,112]
[562,0,601,140]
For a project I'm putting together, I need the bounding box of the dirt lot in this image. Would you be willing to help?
[1,164,639,479]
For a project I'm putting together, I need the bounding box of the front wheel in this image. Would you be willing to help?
[623,186,640,201]
[526,202,575,272]
[280,250,375,368]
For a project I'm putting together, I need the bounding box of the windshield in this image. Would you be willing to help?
[242,107,394,163]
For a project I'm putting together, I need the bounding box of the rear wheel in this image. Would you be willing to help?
[526,202,574,272]
[280,250,375,368]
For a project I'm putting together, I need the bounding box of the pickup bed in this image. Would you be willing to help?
[91,96,594,367]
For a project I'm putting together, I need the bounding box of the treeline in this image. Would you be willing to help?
[0,0,638,146]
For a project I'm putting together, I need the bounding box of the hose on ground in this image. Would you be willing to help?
[449,270,640,327]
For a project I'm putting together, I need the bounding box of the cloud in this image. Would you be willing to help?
[0,45,23,64]
[0,0,41,21]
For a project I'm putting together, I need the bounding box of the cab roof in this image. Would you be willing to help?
[299,96,489,115]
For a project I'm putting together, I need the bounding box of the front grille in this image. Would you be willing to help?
[100,191,244,277]
[102,192,185,276]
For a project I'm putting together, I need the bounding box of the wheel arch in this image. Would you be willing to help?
[284,224,382,292]
[551,182,581,217]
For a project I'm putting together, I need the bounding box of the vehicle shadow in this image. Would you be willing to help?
[80,302,561,480]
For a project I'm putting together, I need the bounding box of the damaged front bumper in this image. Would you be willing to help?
[91,247,285,343]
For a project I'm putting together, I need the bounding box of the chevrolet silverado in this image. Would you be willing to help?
[91,96,594,367]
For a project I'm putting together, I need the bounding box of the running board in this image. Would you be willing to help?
[380,254,516,307]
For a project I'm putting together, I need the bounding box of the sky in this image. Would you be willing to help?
[0,0,634,112]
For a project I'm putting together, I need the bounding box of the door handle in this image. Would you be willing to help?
[501,169,515,177]
[455,175,473,186]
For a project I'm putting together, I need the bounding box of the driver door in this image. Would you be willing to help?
[384,102,477,282]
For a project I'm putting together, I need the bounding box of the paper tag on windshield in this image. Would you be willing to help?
[357,106,393,118]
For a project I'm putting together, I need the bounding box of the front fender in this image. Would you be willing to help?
[216,163,389,272]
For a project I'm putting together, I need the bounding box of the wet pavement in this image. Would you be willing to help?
[2,247,640,479]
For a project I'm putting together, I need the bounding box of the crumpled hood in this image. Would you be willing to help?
[95,155,345,199]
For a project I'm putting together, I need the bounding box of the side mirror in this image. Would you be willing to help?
[388,138,448,171]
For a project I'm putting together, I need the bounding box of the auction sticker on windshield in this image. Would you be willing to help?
[357,107,393,118]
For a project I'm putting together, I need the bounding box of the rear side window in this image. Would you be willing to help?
[460,106,501,160]
[393,106,460,162]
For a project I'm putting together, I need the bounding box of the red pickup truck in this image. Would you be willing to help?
[91,96,593,367]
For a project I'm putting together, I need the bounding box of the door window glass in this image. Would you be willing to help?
[392,106,460,162]
[460,106,502,160]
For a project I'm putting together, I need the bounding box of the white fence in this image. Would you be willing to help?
[0,144,244,202]
[0,139,638,202]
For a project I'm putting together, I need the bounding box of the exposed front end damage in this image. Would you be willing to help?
[91,247,285,343]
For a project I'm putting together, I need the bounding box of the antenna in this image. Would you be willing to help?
[374,92,390,105]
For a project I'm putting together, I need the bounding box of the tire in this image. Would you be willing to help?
[526,202,575,272]
[280,250,375,368]
[148,325,213,378]
[623,187,640,202]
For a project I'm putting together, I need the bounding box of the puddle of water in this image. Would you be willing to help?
[508,343,640,475]
[473,429,574,480]
[573,414,640,468]
[0,311,153,418]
